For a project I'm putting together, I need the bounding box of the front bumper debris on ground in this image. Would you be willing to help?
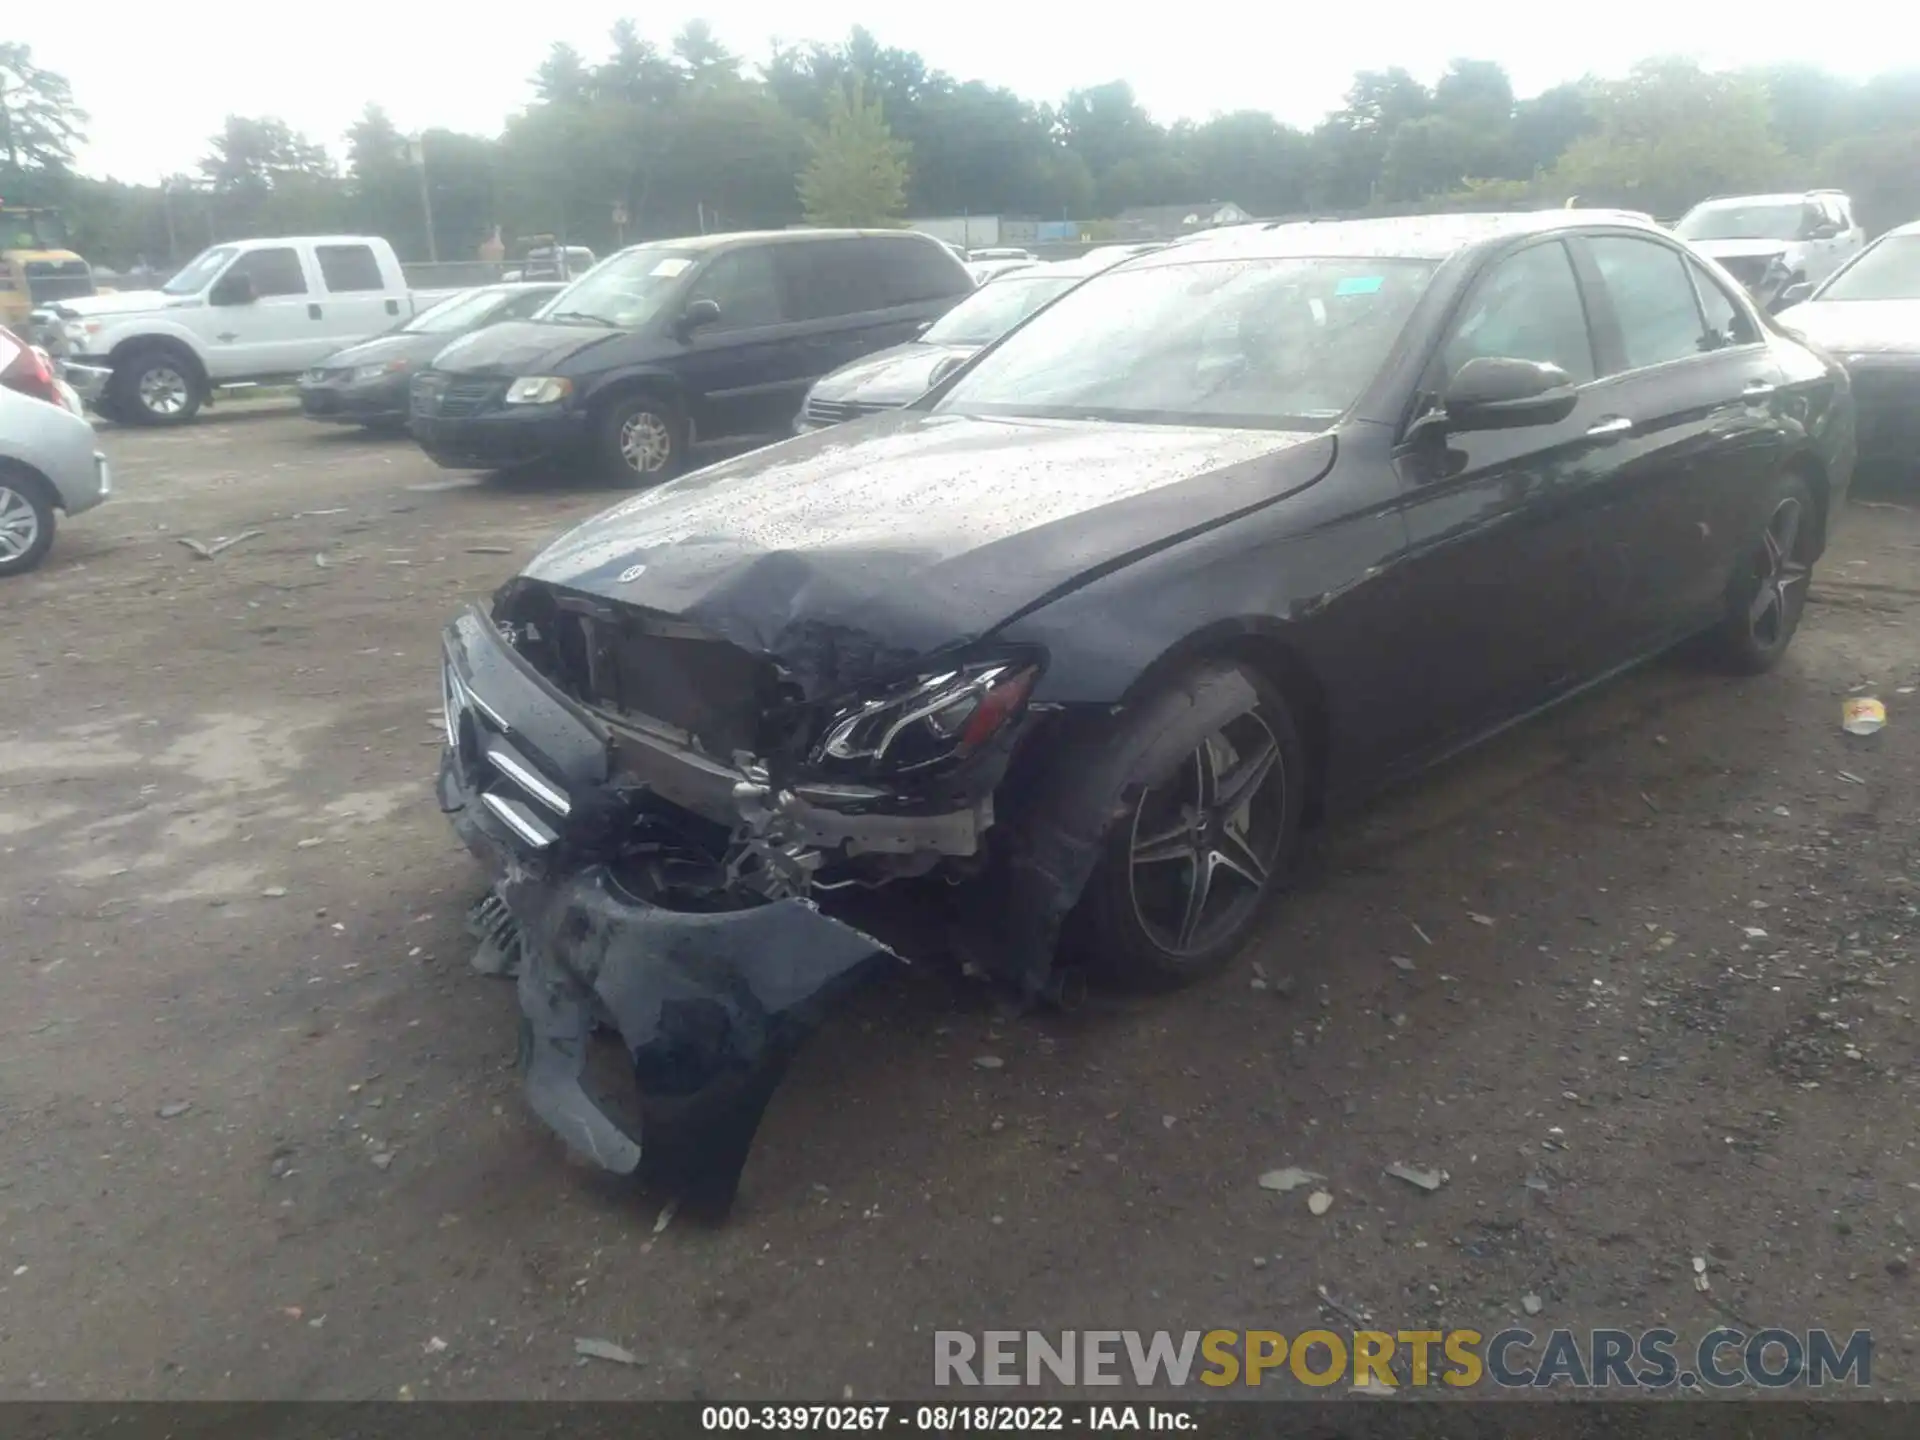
[436,605,897,1210]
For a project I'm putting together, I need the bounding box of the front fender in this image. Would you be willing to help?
[582,366,688,415]
[104,318,208,367]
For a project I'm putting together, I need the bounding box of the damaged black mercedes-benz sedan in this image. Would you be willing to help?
[438,212,1853,1209]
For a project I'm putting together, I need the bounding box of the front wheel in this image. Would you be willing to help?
[110,348,202,426]
[1073,663,1304,990]
[596,393,687,485]
[0,468,57,577]
[1705,474,1816,674]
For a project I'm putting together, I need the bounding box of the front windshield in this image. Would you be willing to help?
[162,246,237,295]
[533,247,693,327]
[933,255,1436,429]
[402,288,512,334]
[922,273,1080,346]
[1675,203,1811,242]
[1816,236,1920,302]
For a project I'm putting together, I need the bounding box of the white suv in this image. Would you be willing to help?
[1673,190,1865,305]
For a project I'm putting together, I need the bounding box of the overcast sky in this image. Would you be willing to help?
[13,3,1897,183]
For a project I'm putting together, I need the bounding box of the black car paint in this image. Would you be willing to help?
[441,213,1854,1206]
[410,231,972,470]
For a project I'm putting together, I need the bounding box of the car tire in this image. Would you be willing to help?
[597,392,687,485]
[0,465,58,577]
[1705,472,1817,675]
[1070,662,1304,991]
[109,345,203,426]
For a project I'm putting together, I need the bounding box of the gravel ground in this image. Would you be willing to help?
[2,410,1917,1399]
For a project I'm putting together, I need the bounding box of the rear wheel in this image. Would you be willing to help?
[110,346,202,426]
[0,467,57,577]
[1706,473,1816,674]
[596,392,687,485]
[1073,663,1303,990]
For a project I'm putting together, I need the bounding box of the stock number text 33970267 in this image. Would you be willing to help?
[700,1405,1101,1432]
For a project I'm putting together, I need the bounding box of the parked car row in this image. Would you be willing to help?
[37,235,461,425]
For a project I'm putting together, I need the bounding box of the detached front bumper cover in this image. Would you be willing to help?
[439,607,895,1211]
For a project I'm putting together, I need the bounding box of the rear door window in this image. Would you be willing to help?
[864,236,971,307]
[687,246,786,330]
[1586,235,1709,372]
[1686,259,1758,350]
[778,239,881,321]
[315,243,384,292]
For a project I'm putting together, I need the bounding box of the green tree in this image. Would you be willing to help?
[1179,112,1312,217]
[0,43,88,177]
[1547,59,1787,216]
[533,43,593,104]
[199,116,340,237]
[798,79,908,227]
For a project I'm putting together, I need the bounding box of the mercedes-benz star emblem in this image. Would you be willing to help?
[619,564,647,583]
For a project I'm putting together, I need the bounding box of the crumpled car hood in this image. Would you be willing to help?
[519,411,1334,693]
[1774,298,1920,356]
[808,341,980,407]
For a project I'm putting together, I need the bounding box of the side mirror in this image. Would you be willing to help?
[1774,281,1814,311]
[210,271,256,306]
[1441,356,1579,433]
[1807,222,1840,241]
[677,297,722,338]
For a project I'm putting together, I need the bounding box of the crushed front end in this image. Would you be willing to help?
[436,582,1044,1209]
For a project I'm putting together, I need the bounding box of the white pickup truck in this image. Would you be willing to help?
[40,235,458,425]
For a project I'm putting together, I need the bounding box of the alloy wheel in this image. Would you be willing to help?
[138,365,191,417]
[1748,495,1810,648]
[0,485,41,562]
[618,411,673,473]
[1127,711,1287,957]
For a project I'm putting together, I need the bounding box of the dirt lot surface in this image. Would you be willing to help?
[3,408,1919,1400]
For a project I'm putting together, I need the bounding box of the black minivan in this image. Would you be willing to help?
[408,229,975,481]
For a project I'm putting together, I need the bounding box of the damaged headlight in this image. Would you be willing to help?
[814,661,1039,775]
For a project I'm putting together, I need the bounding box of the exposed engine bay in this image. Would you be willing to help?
[438,583,1121,1212]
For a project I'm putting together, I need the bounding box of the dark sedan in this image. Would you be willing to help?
[1776,219,1920,475]
[296,283,563,429]
[436,211,1854,1208]
[794,256,1112,430]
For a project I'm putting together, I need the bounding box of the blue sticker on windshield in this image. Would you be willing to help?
[1336,275,1385,295]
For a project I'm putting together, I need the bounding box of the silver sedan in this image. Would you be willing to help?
[1,377,112,576]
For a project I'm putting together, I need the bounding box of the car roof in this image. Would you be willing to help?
[1125,209,1675,265]
[1691,193,1826,208]
[612,228,943,257]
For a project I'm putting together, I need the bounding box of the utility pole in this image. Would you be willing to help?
[407,136,439,263]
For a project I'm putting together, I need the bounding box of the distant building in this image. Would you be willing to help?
[1113,202,1253,239]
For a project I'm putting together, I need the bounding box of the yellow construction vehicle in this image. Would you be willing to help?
[0,204,97,333]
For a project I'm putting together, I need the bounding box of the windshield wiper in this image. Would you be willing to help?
[544,311,619,328]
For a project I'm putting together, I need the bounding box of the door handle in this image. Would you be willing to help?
[1586,416,1633,438]
[1742,380,1776,398]
[308,303,322,320]
[385,299,400,316]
